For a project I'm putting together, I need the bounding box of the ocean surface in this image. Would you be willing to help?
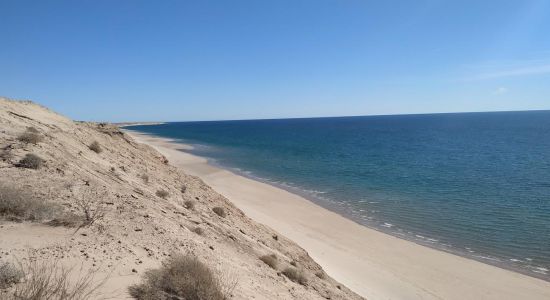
[127,111,550,279]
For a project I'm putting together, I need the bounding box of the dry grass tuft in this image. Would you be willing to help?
[315,271,326,280]
[212,207,226,218]
[0,183,57,221]
[17,131,43,144]
[191,227,204,235]
[46,213,83,228]
[282,267,307,285]
[6,259,106,300]
[156,189,169,199]
[259,254,278,269]
[128,254,234,300]
[88,141,102,153]
[140,174,149,184]
[0,261,23,289]
[184,200,195,210]
[18,153,44,169]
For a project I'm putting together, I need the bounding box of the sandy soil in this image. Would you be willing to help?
[125,130,550,300]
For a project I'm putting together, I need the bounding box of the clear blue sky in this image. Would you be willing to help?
[1,0,549,121]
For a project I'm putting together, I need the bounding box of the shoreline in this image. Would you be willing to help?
[124,129,550,300]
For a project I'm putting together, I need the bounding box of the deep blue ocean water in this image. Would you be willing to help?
[127,111,550,279]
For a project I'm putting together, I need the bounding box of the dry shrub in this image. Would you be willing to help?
[212,207,226,218]
[46,213,83,228]
[0,261,23,289]
[18,153,44,169]
[315,271,326,280]
[6,259,106,300]
[75,189,106,227]
[259,254,278,269]
[282,267,307,285]
[0,183,57,221]
[180,185,187,193]
[191,227,204,235]
[26,127,39,133]
[88,141,102,154]
[140,174,149,184]
[184,200,195,210]
[17,131,43,144]
[128,254,234,300]
[156,190,169,199]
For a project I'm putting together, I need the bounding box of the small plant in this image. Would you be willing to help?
[212,207,226,218]
[88,141,102,153]
[18,153,44,169]
[259,254,278,269]
[8,259,106,299]
[128,254,234,300]
[156,189,169,199]
[0,261,23,289]
[184,200,195,210]
[75,188,106,227]
[140,174,149,184]
[181,185,187,193]
[17,131,43,144]
[192,227,204,235]
[47,213,83,228]
[0,183,56,221]
[315,271,326,280]
[26,127,39,133]
[282,267,307,285]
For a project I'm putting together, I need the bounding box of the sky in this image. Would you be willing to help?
[1,0,549,122]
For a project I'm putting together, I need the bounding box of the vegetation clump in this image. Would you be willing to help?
[156,189,169,199]
[18,153,44,169]
[0,183,56,221]
[212,207,226,218]
[17,128,43,144]
[128,254,231,300]
[0,261,23,289]
[191,227,204,235]
[140,174,149,184]
[184,200,195,210]
[88,141,102,153]
[282,267,307,285]
[6,259,106,299]
[259,254,278,269]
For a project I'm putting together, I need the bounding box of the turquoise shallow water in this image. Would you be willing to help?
[128,111,550,279]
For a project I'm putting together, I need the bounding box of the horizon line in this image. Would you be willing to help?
[116,108,550,125]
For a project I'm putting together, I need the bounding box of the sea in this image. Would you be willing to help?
[126,110,550,280]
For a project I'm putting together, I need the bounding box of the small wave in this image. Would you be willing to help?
[509,259,522,262]
[473,255,501,262]
[382,223,393,228]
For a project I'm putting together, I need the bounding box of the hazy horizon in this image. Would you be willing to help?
[1,1,549,122]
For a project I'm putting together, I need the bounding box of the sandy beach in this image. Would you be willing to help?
[126,130,550,300]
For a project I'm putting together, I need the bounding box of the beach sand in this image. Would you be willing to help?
[126,130,550,300]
